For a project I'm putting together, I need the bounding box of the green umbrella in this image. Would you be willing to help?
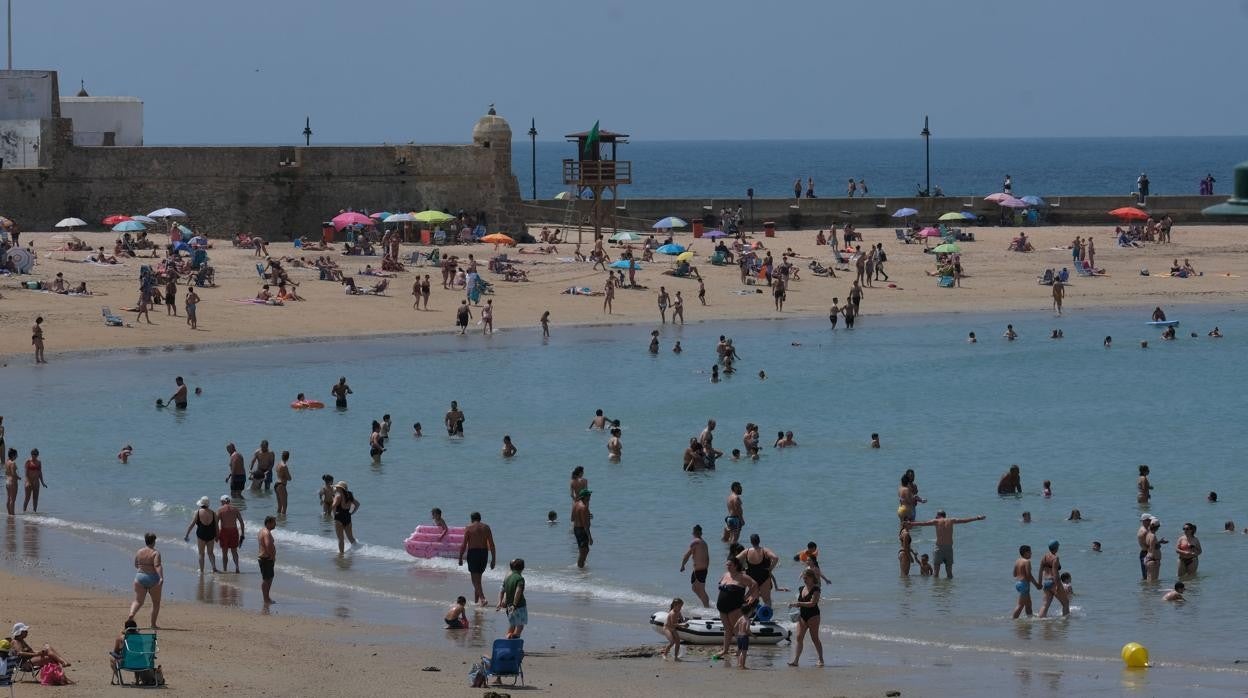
[938,212,966,221]
[413,210,455,223]
[932,243,961,254]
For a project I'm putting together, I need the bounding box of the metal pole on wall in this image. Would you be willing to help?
[7,0,13,70]
[528,118,537,200]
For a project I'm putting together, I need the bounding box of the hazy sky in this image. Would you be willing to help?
[17,0,1248,144]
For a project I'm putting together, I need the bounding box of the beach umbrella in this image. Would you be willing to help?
[130,215,157,224]
[175,224,195,238]
[961,211,978,220]
[932,243,961,254]
[1021,195,1045,207]
[5,247,34,273]
[55,217,87,229]
[676,250,694,262]
[481,233,515,245]
[148,207,187,218]
[383,212,417,223]
[609,231,642,242]
[938,212,966,221]
[702,229,727,239]
[413,210,455,224]
[657,243,686,255]
[112,220,147,232]
[918,227,942,237]
[998,196,1030,208]
[1109,207,1149,221]
[609,259,641,269]
[984,193,1009,203]
[553,191,573,200]
[102,214,131,226]
[331,211,374,230]
[891,207,919,218]
[369,211,392,220]
[49,233,82,246]
[652,216,687,229]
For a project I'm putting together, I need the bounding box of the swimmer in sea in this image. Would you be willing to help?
[871,433,881,449]
[730,448,741,461]
[445,400,465,436]
[169,376,188,409]
[1060,571,1073,596]
[898,524,917,576]
[1037,541,1069,617]
[775,431,797,448]
[1144,519,1163,582]
[1162,326,1176,340]
[1067,509,1081,521]
[1021,511,1031,523]
[330,377,352,409]
[1011,545,1041,618]
[904,510,986,579]
[547,511,558,524]
[1163,582,1185,601]
[673,341,682,354]
[412,422,422,437]
[711,365,720,383]
[501,435,517,458]
[722,482,744,544]
[118,445,133,464]
[649,333,660,354]
[369,421,384,463]
[968,332,977,343]
[1209,327,1222,338]
[1137,464,1153,503]
[155,399,165,409]
[758,370,766,380]
[997,464,1023,495]
[589,410,608,430]
[1104,336,1112,348]
[1003,324,1017,341]
[607,427,622,462]
[679,527,711,608]
[1225,521,1236,532]
[1091,541,1101,552]
[225,443,246,499]
[1043,480,1052,497]
[1176,522,1202,577]
[275,451,292,516]
[918,554,933,576]
[319,474,335,515]
[431,507,449,538]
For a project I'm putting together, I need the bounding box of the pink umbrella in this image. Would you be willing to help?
[918,227,942,237]
[984,193,1009,203]
[998,196,1029,208]
[331,211,374,230]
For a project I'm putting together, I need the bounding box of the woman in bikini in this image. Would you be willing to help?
[128,532,164,628]
[183,497,220,574]
[715,558,758,659]
[23,448,46,513]
[4,447,18,516]
[787,569,825,667]
[332,481,360,554]
[275,451,293,516]
[1175,523,1202,577]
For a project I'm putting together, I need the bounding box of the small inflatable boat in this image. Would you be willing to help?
[404,525,465,559]
[1146,320,1179,327]
[649,610,790,645]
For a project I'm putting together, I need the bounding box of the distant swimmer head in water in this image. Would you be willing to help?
[968,332,977,343]
[758,370,766,380]
[870,433,880,448]
[155,399,165,408]
[1208,491,1218,502]
[1021,511,1031,523]
[1092,541,1101,552]
[1104,336,1112,348]
[1140,340,1148,349]
[547,511,558,524]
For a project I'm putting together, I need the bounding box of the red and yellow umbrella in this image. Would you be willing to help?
[481,233,515,245]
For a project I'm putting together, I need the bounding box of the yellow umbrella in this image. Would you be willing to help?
[413,210,455,223]
[676,250,694,262]
[481,233,515,245]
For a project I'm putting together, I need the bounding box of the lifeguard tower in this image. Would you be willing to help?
[563,126,630,241]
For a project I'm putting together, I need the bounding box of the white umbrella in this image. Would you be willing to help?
[131,215,158,224]
[54,217,87,228]
[383,212,417,223]
[148,208,187,218]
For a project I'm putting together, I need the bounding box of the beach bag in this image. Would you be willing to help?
[469,659,489,687]
[39,662,68,685]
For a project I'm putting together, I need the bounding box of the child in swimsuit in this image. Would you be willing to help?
[733,613,751,669]
[444,596,469,629]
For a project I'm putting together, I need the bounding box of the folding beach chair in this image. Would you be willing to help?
[938,275,955,288]
[110,630,161,687]
[1,655,18,697]
[102,307,124,326]
[484,638,524,686]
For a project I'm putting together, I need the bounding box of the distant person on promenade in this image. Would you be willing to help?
[459,512,496,605]
[793,179,802,201]
[1003,174,1012,193]
[225,443,246,498]
[847,178,857,198]
[680,525,711,607]
[23,448,46,513]
[258,515,277,604]
[1037,541,1069,617]
[498,558,527,639]
[1137,172,1150,205]
[169,376,189,409]
[723,481,744,544]
[1011,545,1040,618]
[331,481,359,554]
[184,496,220,574]
[217,495,245,573]
[997,464,1023,495]
[806,177,816,198]
[128,532,164,628]
[571,489,593,568]
[905,510,987,578]
[331,376,352,409]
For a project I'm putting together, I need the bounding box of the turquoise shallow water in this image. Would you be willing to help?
[3,305,1248,678]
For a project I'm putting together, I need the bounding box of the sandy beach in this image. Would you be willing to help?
[2,224,1246,359]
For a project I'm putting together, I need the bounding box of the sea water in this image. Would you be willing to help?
[514,136,1248,199]
[3,306,1247,676]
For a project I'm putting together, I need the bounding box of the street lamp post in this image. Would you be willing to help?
[303,117,312,146]
[920,115,931,197]
[747,188,754,235]
[528,118,538,200]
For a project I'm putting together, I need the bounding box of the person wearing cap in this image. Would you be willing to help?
[1137,514,1156,580]
[184,496,220,574]
[1038,541,1069,617]
[571,489,593,568]
[217,495,245,573]
[331,481,359,555]
[9,622,72,673]
[904,510,986,579]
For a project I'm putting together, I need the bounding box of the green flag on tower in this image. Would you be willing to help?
[583,120,600,159]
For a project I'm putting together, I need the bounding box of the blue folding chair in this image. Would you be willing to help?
[485,638,524,686]
[938,275,955,288]
[1,655,17,696]
[110,630,159,687]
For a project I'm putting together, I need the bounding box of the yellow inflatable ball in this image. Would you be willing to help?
[1121,642,1149,668]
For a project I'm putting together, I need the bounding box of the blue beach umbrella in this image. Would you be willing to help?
[1021,195,1045,207]
[657,243,685,255]
[891,207,918,218]
[652,217,687,229]
[112,220,147,232]
[609,259,641,270]
[703,229,727,239]
[961,211,978,220]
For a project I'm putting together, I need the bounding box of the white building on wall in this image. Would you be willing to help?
[60,84,143,146]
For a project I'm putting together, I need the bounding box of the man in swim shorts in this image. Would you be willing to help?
[216,495,245,573]
[225,443,246,498]
[997,464,1022,495]
[1011,545,1040,618]
[169,376,188,409]
[445,401,465,436]
[680,525,711,607]
[250,440,275,491]
[571,489,593,568]
[905,509,985,579]
[723,482,744,544]
[498,558,527,639]
[458,512,495,605]
[258,515,277,604]
[330,377,352,409]
[1137,514,1154,580]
